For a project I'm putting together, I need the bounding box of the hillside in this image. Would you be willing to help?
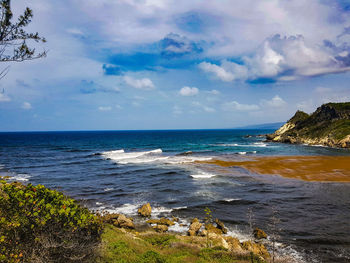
[266,102,350,148]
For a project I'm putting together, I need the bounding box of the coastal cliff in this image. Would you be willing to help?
[266,102,350,148]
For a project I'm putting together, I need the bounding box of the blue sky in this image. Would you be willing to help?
[1,0,350,131]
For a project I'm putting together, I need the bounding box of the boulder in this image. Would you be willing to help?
[102,213,120,224]
[242,241,270,258]
[153,224,168,233]
[146,217,175,226]
[113,214,135,229]
[224,236,244,252]
[205,223,223,235]
[253,228,267,239]
[215,218,228,234]
[172,216,179,222]
[138,203,152,217]
[187,218,202,236]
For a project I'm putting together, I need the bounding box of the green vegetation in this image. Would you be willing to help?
[287,110,309,125]
[0,179,102,262]
[270,102,350,147]
[0,179,272,263]
[99,225,265,263]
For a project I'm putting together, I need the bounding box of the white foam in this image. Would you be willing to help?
[10,174,31,182]
[191,172,216,179]
[223,198,240,202]
[168,220,190,233]
[106,203,140,216]
[253,142,267,147]
[101,149,212,165]
[152,206,173,216]
[96,202,103,205]
[238,152,247,155]
[104,187,114,192]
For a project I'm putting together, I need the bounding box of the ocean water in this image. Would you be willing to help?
[0,130,350,263]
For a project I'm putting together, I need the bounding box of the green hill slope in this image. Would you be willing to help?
[266,102,350,148]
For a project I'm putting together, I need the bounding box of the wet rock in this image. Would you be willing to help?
[215,218,228,234]
[172,216,179,222]
[146,217,175,226]
[138,203,152,217]
[205,223,223,235]
[113,214,135,229]
[253,228,267,239]
[188,218,202,236]
[153,224,168,233]
[242,241,270,258]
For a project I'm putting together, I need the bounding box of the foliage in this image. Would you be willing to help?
[0,0,46,79]
[144,234,177,247]
[276,102,350,142]
[99,225,260,263]
[0,179,103,262]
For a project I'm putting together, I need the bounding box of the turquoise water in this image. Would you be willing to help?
[0,129,349,262]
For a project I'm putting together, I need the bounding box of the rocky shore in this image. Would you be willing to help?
[266,102,350,148]
[100,203,274,262]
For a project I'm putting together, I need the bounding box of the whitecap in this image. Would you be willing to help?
[10,174,31,182]
[253,142,267,147]
[222,198,240,202]
[104,187,114,192]
[237,152,247,155]
[191,173,216,179]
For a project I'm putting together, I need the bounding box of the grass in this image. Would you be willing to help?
[98,225,265,263]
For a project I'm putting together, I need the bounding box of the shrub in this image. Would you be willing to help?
[0,179,103,262]
[143,234,177,247]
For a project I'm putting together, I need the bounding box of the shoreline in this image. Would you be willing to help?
[199,155,350,182]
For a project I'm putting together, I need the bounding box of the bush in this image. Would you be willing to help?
[0,179,103,262]
[143,234,177,247]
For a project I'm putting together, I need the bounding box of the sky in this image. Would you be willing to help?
[1,0,350,131]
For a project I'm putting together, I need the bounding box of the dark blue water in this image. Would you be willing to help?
[0,130,350,263]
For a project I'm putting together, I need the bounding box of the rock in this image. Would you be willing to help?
[172,216,179,222]
[113,214,135,229]
[242,241,270,258]
[153,224,168,233]
[102,213,120,224]
[188,218,202,236]
[224,236,244,252]
[138,203,152,217]
[215,218,228,234]
[253,228,267,239]
[146,217,175,226]
[205,223,223,235]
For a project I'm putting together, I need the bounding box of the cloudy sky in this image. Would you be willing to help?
[1,0,350,131]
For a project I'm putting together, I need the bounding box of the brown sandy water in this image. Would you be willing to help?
[200,156,350,182]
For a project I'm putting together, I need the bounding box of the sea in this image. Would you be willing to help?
[0,129,349,263]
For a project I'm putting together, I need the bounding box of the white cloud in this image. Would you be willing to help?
[0,93,11,102]
[21,102,32,110]
[208,89,220,95]
[260,95,286,108]
[98,106,112,111]
[115,104,123,109]
[179,86,199,96]
[124,76,155,90]
[192,101,216,113]
[200,34,350,83]
[199,62,234,82]
[222,101,259,111]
